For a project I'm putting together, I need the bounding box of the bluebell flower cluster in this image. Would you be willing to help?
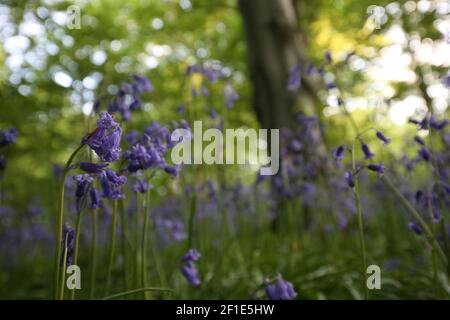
[0,127,18,178]
[83,112,122,162]
[101,74,153,122]
[123,121,185,176]
[265,274,297,300]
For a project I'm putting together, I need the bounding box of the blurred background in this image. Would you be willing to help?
[0,0,449,299]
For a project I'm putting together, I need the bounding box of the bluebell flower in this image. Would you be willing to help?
[181,249,201,286]
[408,221,422,235]
[325,51,332,63]
[79,162,108,174]
[287,65,301,92]
[367,163,385,176]
[132,74,153,93]
[89,187,102,209]
[0,128,18,147]
[100,170,127,199]
[332,145,345,162]
[376,131,390,145]
[224,85,239,108]
[443,74,450,88]
[133,179,148,194]
[61,224,75,266]
[414,136,425,146]
[345,171,355,188]
[265,274,297,300]
[83,112,122,163]
[418,147,431,162]
[305,63,315,76]
[73,174,94,213]
[362,143,375,159]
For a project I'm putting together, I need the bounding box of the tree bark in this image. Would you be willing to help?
[238,0,327,159]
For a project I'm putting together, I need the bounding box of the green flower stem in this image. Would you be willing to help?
[89,208,98,299]
[59,232,69,300]
[187,194,197,250]
[54,143,85,300]
[351,143,369,300]
[141,185,151,299]
[382,175,448,267]
[70,211,83,300]
[102,287,172,300]
[105,200,119,296]
[119,199,129,293]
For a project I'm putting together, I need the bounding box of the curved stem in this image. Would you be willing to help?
[105,200,119,296]
[141,186,151,299]
[54,143,85,300]
[59,232,69,300]
[351,141,368,300]
[102,287,172,300]
[89,208,98,299]
[382,175,448,267]
[70,211,83,300]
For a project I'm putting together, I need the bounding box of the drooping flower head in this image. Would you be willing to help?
[100,169,127,199]
[0,128,18,147]
[181,249,201,286]
[133,178,148,194]
[376,131,390,145]
[362,143,375,160]
[345,171,355,188]
[367,163,385,176]
[223,85,239,108]
[83,112,122,162]
[332,145,345,162]
[89,187,102,209]
[73,174,94,213]
[287,65,301,92]
[265,273,297,300]
[79,162,108,174]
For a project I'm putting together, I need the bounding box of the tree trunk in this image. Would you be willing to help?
[238,0,327,159]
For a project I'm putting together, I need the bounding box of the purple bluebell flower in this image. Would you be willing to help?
[61,224,75,266]
[224,85,239,108]
[79,162,108,174]
[418,147,431,162]
[345,171,355,188]
[176,105,186,115]
[325,51,332,63]
[133,179,148,194]
[164,165,180,177]
[265,274,297,300]
[367,163,385,176]
[408,221,422,235]
[430,116,448,131]
[0,128,18,147]
[414,136,425,146]
[332,145,345,162]
[287,65,301,92]
[89,187,102,209]
[132,75,153,93]
[376,131,390,145]
[100,170,127,199]
[326,82,337,90]
[362,143,375,159]
[73,174,94,213]
[181,249,201,286]
[83,112,122,162]
[201,85,209,97]
[305,63,315,76]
